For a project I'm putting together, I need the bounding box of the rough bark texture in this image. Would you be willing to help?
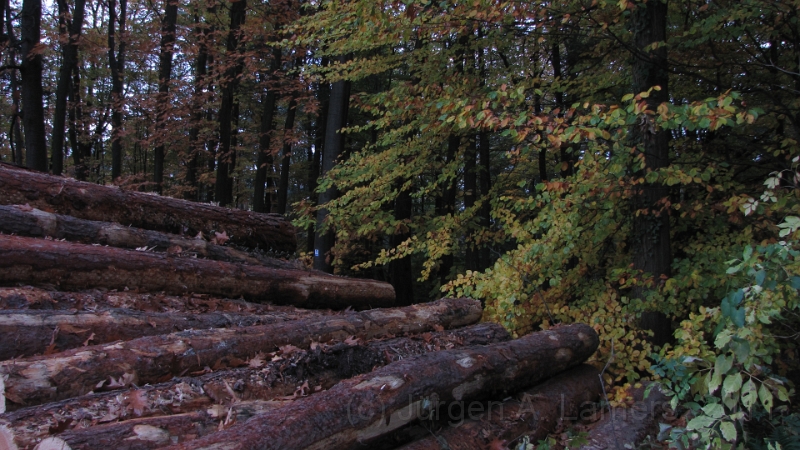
[581,383,668,450]
[0,308,331,360]
[0,164,297,252]
[0,235,393,310]
[0,298,481,409]
[0,287,312,315]
[396,365,602,450]
[164,323,599,450]
[0,324,508,449]
[20,0,48,173]
[0,205,305,269]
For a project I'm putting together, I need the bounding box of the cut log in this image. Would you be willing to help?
[395,365,602,450]
[0,235,394,310]
[0,205,306,270]
[0,287,307,315]
[0,164,296,252]
[0,324,509,450]
[0,298,481,410]
[0,308,332,360]
[163,323,600,450]
[581,383,668,450]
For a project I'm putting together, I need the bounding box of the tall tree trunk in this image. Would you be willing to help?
[6,2,25,166]
[552,39,573,178]
[307,61,329,253]
[68,64,93,181]
[277,95,298,215]
[314,56,350,273]
[20,0,47,172]
[214,0,246,207]
[464,137,478,271]
[50,0,86,175]
[184,11,208,200]
[630,0,671,347]
[153,0,178,194]
[253,47,281,213]
[108,0,127,181]
[436,135,459,284]
[389,187,414,305]
[478,131,491,270]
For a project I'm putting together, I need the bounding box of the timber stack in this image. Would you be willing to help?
[0,164,621,450]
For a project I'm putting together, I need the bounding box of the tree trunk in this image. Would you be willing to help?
[0,205,303,268]
[0,163,297,252]
[396,364,602,450]
[153,0,178,194]
[630,0,672,347]
[0,286,312,315]
[163,323,599,450]
[0,298,480,409]
[20,0,47,172]
[307,63,329,253]
[436,135,459,284]
[389,187,414,306]
[277,95,298,215]
[214,0,246,207]
[253,48,282,213]
[314,56,350,272]
[0,234,394,310]
[582,384,668,450]
[464,138,478,272]
[0,323,508,449]
[50,0,87,176]
[108,0,127,180]
[0,307,329,360]
[478,131,491,270]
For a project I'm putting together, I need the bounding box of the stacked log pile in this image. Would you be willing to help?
[0,165,614,450]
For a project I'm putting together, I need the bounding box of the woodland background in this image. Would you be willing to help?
[2,0,800,447]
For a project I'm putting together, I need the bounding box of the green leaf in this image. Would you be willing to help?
[758,384,774,411]
[715,354,733,375]
[687,415,715,430]
[741,379,757,409]
[719,421,737,442]
[702,403,724,419]
[622,93,634,102]
[722,373,742,397]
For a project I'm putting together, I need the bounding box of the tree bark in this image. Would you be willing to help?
[51,0,87,176]
[314,56,350,273]
[253,47,282,213]
[108,0,127,180]
[0,163,297,252]
[582,384,668,450]
[153,0,178,194]
[0,298,480,409]
[307,60,329,253]
[389,187,414,306]
[0,286,311,315]
[0,323,508,449]
[277,95,298,215]
[396,365,601,450]
[0,235,394,309]
[0,205,304,269]
[162,323,599,450]
[0,307,334,360]
[214,0,246,207]
[20,0,47,172]
[630,0,672,347]
[464,138,478,272]
[478,131,491,271]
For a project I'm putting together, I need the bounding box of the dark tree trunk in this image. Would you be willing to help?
[390,186,414,305]
[108,0,127,180]
[436,135,459,284]
[5,3,25,166]
[214,0,246,207]
[630,0,671,347]
[20,0,47,172]
[50,0,86,175]
[464,138,478,271]
[277,95,298,215]
[314,56,350,273]
[153,0,178,194]
[68,63,94,181]
[307,62,329,252]
[253,47,282,213]
[184,6,214,200]
[478,131,491,270]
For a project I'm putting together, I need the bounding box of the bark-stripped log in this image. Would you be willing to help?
[0,235,394,310]
[396,365,602,450]
[164,323,599,450]
[0,308,332,360]
[0,324,509,450]
[0,298,481,410]
[0,287,307,315]
[0,205,306,270]
[0,163,296,252]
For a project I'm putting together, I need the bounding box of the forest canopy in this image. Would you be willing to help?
[2,0,800,447]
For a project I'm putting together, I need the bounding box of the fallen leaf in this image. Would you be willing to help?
[247,353,266,369]
[344,336,360,346]
[279,344,302,356]
[82,332,96,346]
[59,324,90,334]
[126,390,149,416]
